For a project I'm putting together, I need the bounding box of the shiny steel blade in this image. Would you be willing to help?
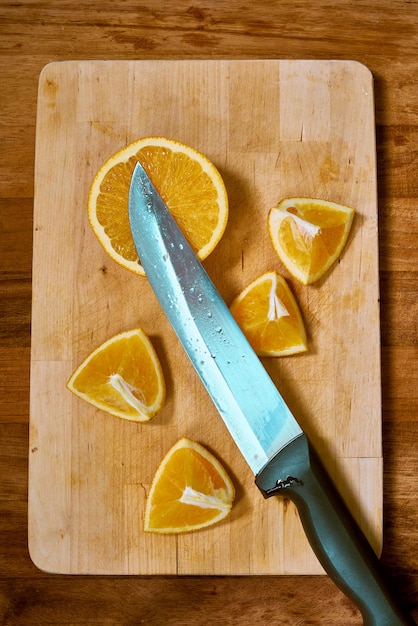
[128,162,302,474]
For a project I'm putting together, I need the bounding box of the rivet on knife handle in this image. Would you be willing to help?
[256,433,416,626]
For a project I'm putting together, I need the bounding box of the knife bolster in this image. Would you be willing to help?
[255,433,310,499]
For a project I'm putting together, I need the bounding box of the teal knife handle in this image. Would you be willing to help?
[255,433,415,626]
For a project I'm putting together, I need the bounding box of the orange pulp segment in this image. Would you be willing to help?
[144,438,235,534]
[230,271,308,356]
[67,328,166,422]
[268,198,355,284]
[88,137,229,276]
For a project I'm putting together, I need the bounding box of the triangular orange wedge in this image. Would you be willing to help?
[88,137,229,276]
[268,198,355,284]
[67,329,165,422]
[230,271,308,356]
[144,438,235,534]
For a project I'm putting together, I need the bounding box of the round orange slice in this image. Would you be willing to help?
[88,137,229,276]
[144,438,235,534]
[67,328,166,422]
[230,271,308,357]
[268,198,355,284]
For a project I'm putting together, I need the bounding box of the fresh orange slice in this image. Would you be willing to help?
[67,329,165,422]
[230,271,308,357]
[144,438,235,534]
[88,137,229,275]
[268,198,355,284]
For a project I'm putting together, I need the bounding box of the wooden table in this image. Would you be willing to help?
[1,1,417,623]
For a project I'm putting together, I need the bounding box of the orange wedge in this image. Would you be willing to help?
[268,198,355,284]
[230,271,308,356]
[144,438,235,534]
[88,137,229,276]
[67,329,165,422]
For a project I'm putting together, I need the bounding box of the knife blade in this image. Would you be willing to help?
[129,161,415,626]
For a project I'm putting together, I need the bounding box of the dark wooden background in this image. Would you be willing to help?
[1,1,417,624]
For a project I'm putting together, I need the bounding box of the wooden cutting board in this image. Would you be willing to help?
[29,60,381,575]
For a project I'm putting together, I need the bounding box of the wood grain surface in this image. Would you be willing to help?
[1,0,418,623]
[29,59,380,576]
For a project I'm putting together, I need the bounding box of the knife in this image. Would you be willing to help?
[128,162,415,626]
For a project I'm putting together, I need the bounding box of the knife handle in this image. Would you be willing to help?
[255,433,416,626]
